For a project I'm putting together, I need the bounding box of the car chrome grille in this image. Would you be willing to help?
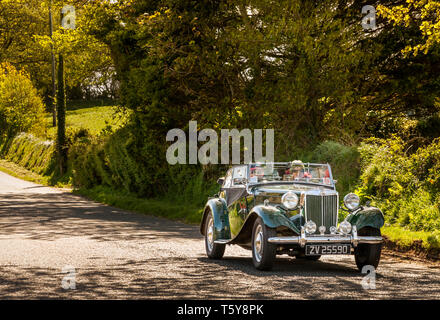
[305,194,338,234]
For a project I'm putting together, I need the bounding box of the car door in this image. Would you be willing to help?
[227,166,249,238]
[219,168,233,201]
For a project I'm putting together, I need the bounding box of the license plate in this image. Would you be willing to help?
[305,244,351,255]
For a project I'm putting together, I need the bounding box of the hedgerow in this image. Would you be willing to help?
[0,133,55,176]
[356,136,440,233]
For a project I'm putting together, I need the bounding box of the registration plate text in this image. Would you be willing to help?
[305,244,351,255]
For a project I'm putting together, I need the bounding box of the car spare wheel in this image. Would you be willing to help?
[205,211,225,259]
[252,217,277,271]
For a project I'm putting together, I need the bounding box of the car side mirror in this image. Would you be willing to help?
[217,177,225,186]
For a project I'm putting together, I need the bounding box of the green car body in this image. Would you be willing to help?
[200,162,384,271]
[201,193,384,246]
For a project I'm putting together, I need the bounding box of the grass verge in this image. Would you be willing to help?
[382,225,440,260]
[0,159,51,185]
[0,159,71,189]
[75,185,203,225]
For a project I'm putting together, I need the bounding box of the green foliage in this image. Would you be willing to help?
[0,63,46,137]
[69,125,220,205]
[290,141,361,197]
[0,133,55,177]
[378,0,440,56]
[44,102,126,140]
[382,225,440,251]
[75,185,204,224]
[0,0,116,103]
[84,0,383,150]
[165,164,222,206]
[416,112,440,140]
[80,0,440,151]
[310,141,360,196]
[356,136,440,232]
[0,0,52,99]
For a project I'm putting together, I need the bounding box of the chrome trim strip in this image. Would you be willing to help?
[352,225,359,247]
[336,193,339,227]
[267,235,383,246]
[304,195,308,222]
[300,226,306,247]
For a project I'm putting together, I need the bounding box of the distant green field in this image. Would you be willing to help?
[44,101,128,139]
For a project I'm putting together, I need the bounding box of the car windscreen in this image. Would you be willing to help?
[248,163,334,187]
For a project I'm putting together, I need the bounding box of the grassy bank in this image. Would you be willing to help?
[382,225,440,257]
[0,133,56,177]
[0,159,51,185]
[75,186,203,224]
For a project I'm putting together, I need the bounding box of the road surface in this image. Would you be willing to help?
[0,170,439,299]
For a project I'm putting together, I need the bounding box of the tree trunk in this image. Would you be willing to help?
[57,54,67,175]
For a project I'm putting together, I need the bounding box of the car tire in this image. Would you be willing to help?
[354,227,382,271]
[205,211,225,259]
[252,217,277,271]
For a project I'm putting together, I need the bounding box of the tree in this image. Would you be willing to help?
[0,0,116,104]
[83,1,382,146]
[378,0,440,56]
[0,63,46,138]
[82,0,440,155]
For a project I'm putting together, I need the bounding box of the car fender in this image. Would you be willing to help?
[200,198,231,240]
[229,205,301,245]
[252,205,301,233]
[346,206,385,231]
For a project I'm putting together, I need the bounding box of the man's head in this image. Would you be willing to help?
[290,160,304,177]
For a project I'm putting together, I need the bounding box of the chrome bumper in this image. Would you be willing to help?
[267,226,382,247]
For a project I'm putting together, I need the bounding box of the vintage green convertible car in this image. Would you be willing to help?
[200,161,384,271]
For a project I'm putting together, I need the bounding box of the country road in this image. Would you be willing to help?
[0,171,439,299]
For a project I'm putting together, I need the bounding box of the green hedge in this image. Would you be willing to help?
[0,133,55,176]
[356,136,440,233]
[69,127,221,206]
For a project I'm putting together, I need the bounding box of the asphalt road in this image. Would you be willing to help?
[0,171,439,299]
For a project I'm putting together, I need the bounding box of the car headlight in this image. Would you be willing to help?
[344,193,360,211]
[339,220,352,234]
[304,220,317,234]
[281,192,299,210]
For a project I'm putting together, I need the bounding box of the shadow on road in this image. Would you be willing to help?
[0,192,201,242]
[197,256,359,276]
[1,190,440,299]
[3,255,435,299]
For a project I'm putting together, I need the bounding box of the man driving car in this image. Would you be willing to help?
[284,160,311,180]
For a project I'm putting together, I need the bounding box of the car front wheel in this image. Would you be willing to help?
[205,212,225,259]
[252,217,277,270]
[354,227,382,271]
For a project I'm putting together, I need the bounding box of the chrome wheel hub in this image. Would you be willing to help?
[253,225,263,262]
[207,217,214,252]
